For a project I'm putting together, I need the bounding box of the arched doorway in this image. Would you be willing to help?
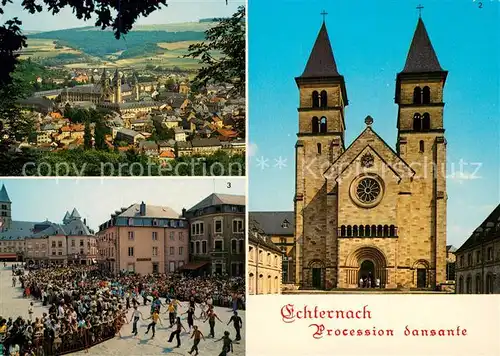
[359,260,375,282]
[412,260,430,288]
[308,259,325,289]
[345,246,388,288]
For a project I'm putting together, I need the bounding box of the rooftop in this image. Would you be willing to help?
[118,203,182,219]
[187,193,245,213]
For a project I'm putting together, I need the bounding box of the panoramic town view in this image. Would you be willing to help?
[0,179,246,355]
[0,1,245,176]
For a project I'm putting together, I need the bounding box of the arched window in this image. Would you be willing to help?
[458,276,464,294]
[413,87,422,104]
[359,225,364,237]
[340,225,346,237]
[353,225,358,237]
[312,91,319,108]
[249,273,255,294]
[312,117,319,133]
[377,225,383,236]
[419,140,424,153]
[365,225,371,237]
[371,225,377,237]
[422,113,430,130]
[466,276,472,294]
[346,225,352,237]
[317,143,322,155]
[413,113,422,131]
[383,225,389,237]
[486,274,494,294]
[389,225,395,237]
[475,274,481,294]
[319,117,327,133]
[422,86,430,104]
[320,90,328,108]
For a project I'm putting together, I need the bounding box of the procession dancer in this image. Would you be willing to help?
[144,309,162,339]
[188,325,205,356]
[204,308,222,338]
[182,306,196,332]
[215,331,233,356]
[168,317,187,348]
[227,311,243,341]
[129,306,143,336]
[165,301,176,327]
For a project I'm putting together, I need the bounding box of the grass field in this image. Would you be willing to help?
[19,38,82,59]
[157,40,202,50]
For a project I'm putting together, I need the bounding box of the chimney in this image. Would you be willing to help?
[140,202,146,216]
[181,208,186,217]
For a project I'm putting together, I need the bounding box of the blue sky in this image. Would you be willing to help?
[0,178,245,231]
[0,0,242,31]
[248,0,500,248]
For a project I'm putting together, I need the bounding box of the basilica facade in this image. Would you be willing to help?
[294,18,448,290]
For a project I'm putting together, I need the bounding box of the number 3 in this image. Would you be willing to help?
[227,182,231,188]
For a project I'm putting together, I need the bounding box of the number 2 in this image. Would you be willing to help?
[479,2,483,8]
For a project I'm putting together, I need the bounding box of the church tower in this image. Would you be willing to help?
[100,68,113,103]
[294,21,348,287]
[0,184,12,230]
[113,69,122,104]
[133,74,140,101]
[395,17,448,285]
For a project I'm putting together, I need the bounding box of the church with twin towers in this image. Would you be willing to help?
[294,14,448,290]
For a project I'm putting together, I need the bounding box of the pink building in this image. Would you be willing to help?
[24,209,97,265]
[97,202,189,275]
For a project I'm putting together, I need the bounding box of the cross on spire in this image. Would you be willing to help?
[416,4,424,18]
[320,10,328,23]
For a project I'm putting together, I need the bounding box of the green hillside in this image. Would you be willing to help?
[29,28,206,59]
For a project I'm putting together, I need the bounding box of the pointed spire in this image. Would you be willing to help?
[0,184,10,203]
[299,22,340,78]
[401,18,443,73]
[70,208,81,219]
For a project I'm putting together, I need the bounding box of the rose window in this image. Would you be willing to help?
[356,178,381,203]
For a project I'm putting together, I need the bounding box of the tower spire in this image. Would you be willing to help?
[401,17,443,73]
[298,22,340,78]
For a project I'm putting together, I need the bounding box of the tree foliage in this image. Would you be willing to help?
[0,149,245,176]
[185,6,245,96]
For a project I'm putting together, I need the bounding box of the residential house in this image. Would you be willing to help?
[174,127,186,142]
[249,212,295,284]
[184,193,245,277]
[97,202,189,275]
[248,220,282,295]
[455,204,500,294]
[115,128,145,145]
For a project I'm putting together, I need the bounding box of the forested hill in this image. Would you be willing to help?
[27,22,211,59]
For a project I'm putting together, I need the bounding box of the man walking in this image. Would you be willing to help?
[227,311,242,341]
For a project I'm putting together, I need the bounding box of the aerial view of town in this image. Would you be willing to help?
[0,1,245,176]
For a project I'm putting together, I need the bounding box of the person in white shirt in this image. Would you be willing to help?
[129,306,143,336]
[28,302,33,321]
[57,305,65,320]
